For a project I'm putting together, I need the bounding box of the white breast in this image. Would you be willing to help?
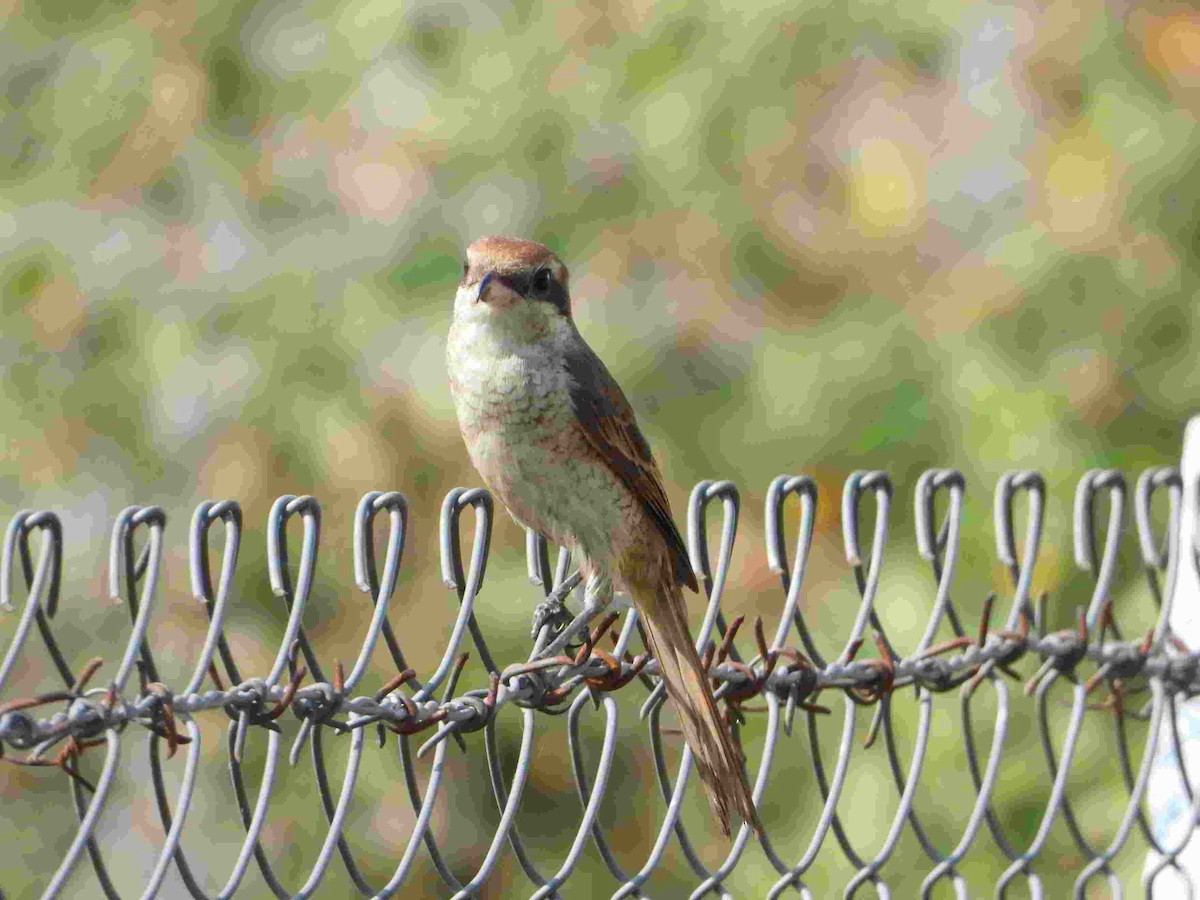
[446,314,625,558]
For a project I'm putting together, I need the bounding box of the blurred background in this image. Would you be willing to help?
[1,0,1198,896]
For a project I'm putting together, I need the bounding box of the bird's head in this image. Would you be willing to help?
[453,236,572,341]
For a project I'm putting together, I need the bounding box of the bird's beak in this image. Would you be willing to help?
[476,272,495,303]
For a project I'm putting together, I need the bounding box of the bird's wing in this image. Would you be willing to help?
[563,338,698,592]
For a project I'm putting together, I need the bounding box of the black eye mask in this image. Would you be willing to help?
[511,268,571,315]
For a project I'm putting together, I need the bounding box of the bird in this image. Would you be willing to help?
[446,235,759,836]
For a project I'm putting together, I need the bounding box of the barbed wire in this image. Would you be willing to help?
[1,468,1198,898]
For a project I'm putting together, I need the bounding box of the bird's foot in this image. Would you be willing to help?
[529,569,584,639]
[530,595,575,640]
[530,569,615,660]
[532,604,606,661]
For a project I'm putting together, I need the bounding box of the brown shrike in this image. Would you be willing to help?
[446,236,758,836]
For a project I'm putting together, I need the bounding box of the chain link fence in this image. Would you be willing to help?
[2,465,1198,898]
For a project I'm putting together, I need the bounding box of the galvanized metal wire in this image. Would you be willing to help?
[2,468,1198,898]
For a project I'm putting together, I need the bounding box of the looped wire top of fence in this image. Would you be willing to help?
[1,467,1198,898]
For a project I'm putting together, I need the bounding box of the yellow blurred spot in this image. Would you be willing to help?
[1046,141,1109,202]
[26,278,86,351]
[152,69,191,124]
[1031,543,1063,600]
[200,423,267,501]
[642,89,696,151]
[849,139,924,235]
[338,0,407,60]
[1040,126,1117,238]
[92,61,204,196]
[1146,12,1200,85]
[16,418,90,485]
[150,318,188,377]
[324,417,389,491]
[1061,350,1129,427]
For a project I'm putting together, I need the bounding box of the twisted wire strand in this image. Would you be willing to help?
[0,468,1197,898]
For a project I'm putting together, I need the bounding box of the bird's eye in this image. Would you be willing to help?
[461,260,469,279]
[531,268,552,294]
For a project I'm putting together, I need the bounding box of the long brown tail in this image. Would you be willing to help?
[631,575,760,838]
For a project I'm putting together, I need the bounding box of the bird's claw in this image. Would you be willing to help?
[532,606,606,660]
[528,570,605,660]
[529,570,584,639]
[530,595,575,639]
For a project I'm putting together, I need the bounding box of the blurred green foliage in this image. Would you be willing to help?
[1,0,1199,895]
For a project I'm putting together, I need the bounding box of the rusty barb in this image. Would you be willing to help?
[3,468,1200,898]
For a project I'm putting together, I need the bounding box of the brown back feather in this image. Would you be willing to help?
[564,334,698,592]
